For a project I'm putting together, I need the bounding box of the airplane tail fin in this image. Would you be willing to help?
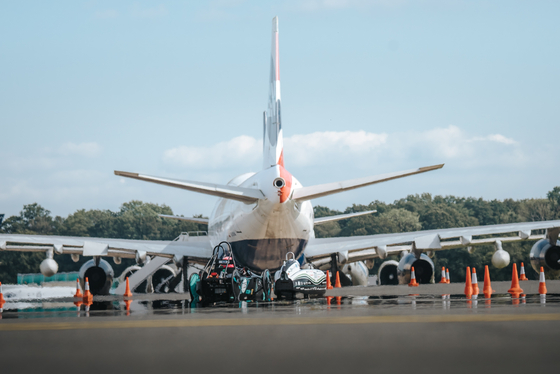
[263,16,284,169]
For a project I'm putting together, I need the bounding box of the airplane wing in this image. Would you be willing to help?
[158,214,209,225]
[0,233,214,265]
[293,164,444,202]
[305,219,560,263]
[114,171,264,204]
[314,210,376,225]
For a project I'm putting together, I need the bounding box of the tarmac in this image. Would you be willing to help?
[1,281,558,374]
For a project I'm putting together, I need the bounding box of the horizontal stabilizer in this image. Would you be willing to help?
[293,164,444,202]
[158,214,209,225]
[314,210,376,225]
[115,171,264,204]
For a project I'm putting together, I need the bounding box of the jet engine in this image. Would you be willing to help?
[397,253,434,285]
[378,260,399,285]
[530,238,560,275]
[79,258,114,295]
[118,264,177,293]
[342,261,369,286]
[151,265,177,293]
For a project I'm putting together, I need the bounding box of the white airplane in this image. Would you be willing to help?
[1,17,560,295]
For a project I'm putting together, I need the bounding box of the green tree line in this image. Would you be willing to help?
[0,201,207,283]
[1,187,559,284]
[314,186,560,282]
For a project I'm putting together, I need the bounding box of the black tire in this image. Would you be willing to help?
[261,269,272,301]
[254,278,264,300]
[232,269,242,301]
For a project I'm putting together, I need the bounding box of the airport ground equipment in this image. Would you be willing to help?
[189,242,273,304]
[274,253,327,300]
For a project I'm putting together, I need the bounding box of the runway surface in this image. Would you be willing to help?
[1,283,558,374]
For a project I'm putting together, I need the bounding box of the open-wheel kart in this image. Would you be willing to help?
[188,241,273,305]
[232,268,273,302]
[274,252,327,300]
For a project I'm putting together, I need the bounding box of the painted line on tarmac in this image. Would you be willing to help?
[1,313,560,331]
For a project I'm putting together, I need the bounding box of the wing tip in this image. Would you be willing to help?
[114,170,139,178]
[420,164,445,172]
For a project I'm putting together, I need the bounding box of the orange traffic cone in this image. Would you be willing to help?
[0,282,5,309]
[471,268,480,295]
[73,279,83,298]
[408,266,419,287]
[538,267,547,295]
[325,270,333,304]
[334,272,342,288]
[439,267,447,284]
[124,277,133,298]
[83,277,93,304]
[464,266,472,298]
[124,299,132,316]
[508,263,523,294]
[446,268,450,283]
[334,272,342,304]
[519,262,529,281]
[483,265,493,298]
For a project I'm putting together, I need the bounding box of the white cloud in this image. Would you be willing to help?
[162,126,521,171]
[58,142,102,158]
[163,135,261,169]
[285,130,388,166]
[471,134,518,145]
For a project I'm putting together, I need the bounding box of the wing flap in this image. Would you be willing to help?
[306,219,560,260]
[0,234,214,263]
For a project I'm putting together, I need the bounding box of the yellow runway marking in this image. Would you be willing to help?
[1,313,560,331]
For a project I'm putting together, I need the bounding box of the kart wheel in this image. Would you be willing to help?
[261,269,272,301]
[188,273,201,303]
[254,278,264,300]
[232,269,242,301]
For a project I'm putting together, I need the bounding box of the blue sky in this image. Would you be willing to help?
[1,1,559,218]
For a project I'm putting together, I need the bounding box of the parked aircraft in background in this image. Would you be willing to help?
[1,17,559,294]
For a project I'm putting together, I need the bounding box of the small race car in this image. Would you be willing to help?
[188,241,273,305]
[274,253,327,300]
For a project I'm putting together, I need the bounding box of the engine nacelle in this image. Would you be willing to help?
[342,261,369,286]
[397,253,434,285]
[378,260,399,285]
[118,264,177,293]
[79,258,114,295]
[530,238,560,275]
[40,258,58,278]
[151,265,177,293]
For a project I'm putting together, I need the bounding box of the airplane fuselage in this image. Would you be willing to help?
[208,166,314,271]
